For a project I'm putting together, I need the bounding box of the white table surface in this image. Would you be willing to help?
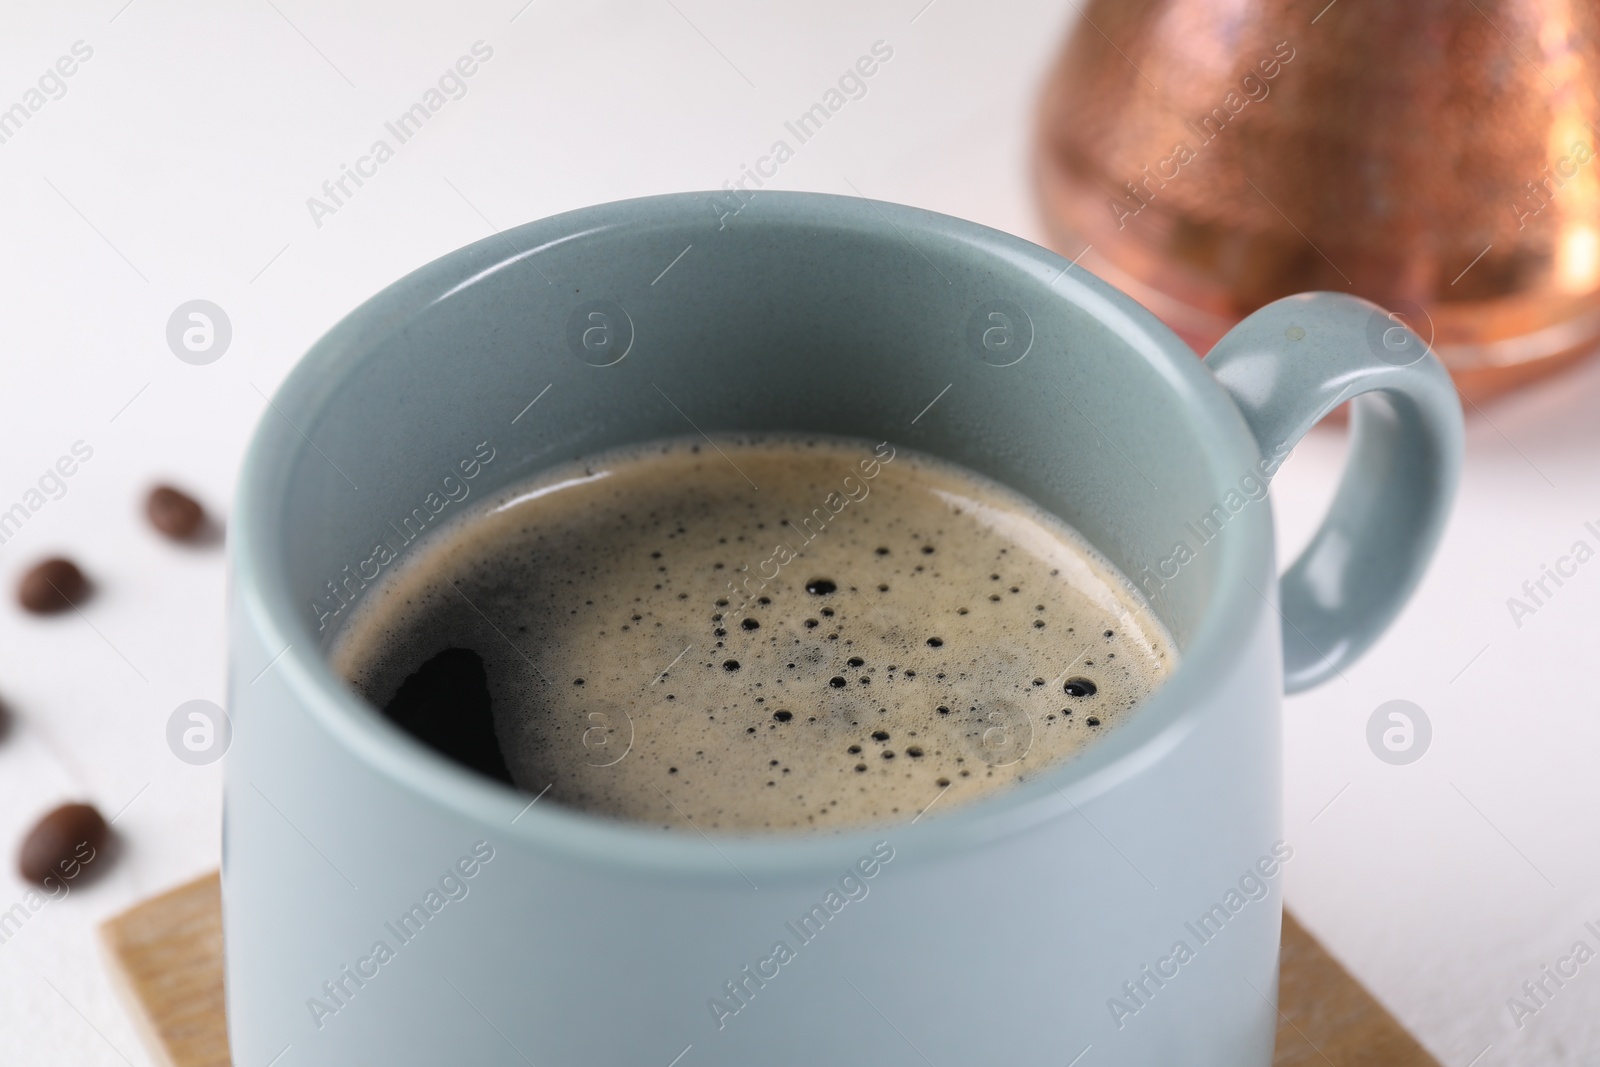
[0,2,1594,1064]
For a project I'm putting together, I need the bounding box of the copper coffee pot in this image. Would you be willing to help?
[1035,0,1600,401]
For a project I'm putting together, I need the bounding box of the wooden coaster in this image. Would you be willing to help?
[100,873,1438,1066]
[99,872,228,1067]
[1275,910,1439,1066]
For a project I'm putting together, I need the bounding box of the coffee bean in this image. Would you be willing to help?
[17,558,88,614]
[146,485,205,540]
[18,802,107,885]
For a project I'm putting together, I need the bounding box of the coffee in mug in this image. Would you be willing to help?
[331,436,1174,832]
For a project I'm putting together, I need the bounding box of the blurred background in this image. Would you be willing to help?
[0,1,1597,1063]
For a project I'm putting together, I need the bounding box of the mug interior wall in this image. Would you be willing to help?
[265,194,1233,680]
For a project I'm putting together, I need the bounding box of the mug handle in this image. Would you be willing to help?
[1203,292,1465,693]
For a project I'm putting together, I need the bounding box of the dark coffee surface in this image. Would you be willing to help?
[332,437,1174,832]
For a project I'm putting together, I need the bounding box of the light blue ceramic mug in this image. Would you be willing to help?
[225,192,1462,1066]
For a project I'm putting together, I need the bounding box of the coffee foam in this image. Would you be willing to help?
[331,436,1175,833]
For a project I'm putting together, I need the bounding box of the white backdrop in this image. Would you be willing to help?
[0,2,1594,1064]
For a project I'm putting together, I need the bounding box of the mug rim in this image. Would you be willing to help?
[230,191,1275,879]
